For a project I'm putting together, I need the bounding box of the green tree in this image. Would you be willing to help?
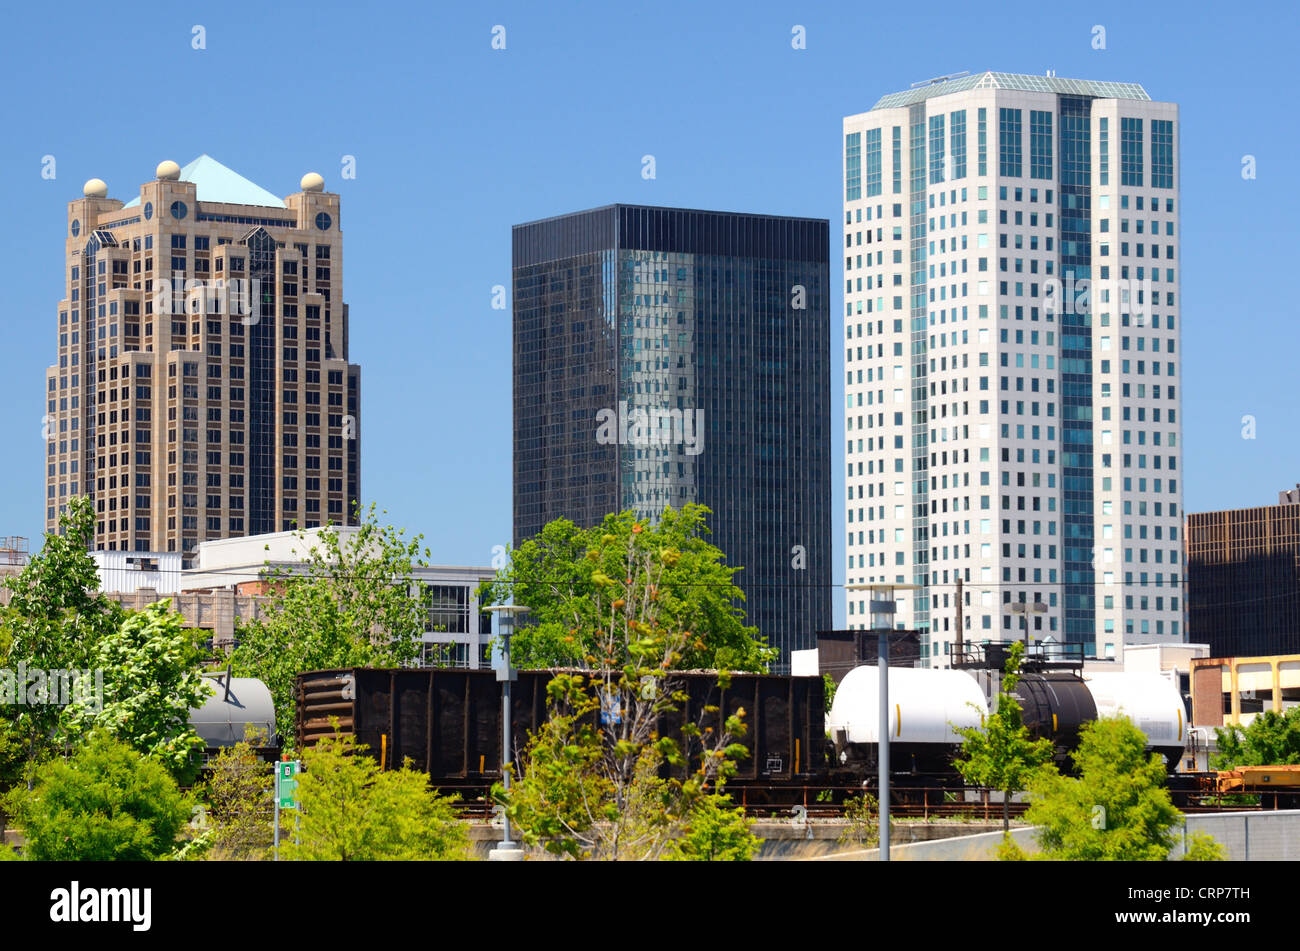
[1213,707,1300,769]
[1181,831,1227,861]
[665,793,761,861]
[952,641,1056,832]
[283,731,468,861]
[200,728,274,860]
[64,601,208,784]
[822,673,837,714]
[0,497,126,788]
[497,526,752,860]
[1025,716,1185,861]
[3,731,190,861]
[478,505,773,672]
[231,504,432,744]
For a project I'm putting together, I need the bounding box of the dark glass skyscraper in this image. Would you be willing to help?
[512,204,831,668]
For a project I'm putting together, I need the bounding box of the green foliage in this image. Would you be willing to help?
[953,641,1056,832]
[200,727,274,860]
[836,792,879,849]
[0,497,126,789]
[495,522,754,859]
[1181,831,1227,862]
[1025,717,1183,861]
[995,832,1032,861]
[231,504,432,745]
[498,699,615,859]
[1213,708,1300,769]
[64,601,208,784]
[665,793,761,861]
[3,731,190,861]
[284,731,468,861]
[167,828,215,862]
[478,506,773,672]
[822,673,837,714]
[500,672,749,860]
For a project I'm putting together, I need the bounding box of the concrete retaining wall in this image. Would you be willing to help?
[822,810,1300,861]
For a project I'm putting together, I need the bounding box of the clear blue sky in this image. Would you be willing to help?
[2,0,1296,627]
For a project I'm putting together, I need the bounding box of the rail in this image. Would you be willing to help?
[449,781,1271,822]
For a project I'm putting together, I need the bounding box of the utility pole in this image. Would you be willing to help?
[955,576,964,666]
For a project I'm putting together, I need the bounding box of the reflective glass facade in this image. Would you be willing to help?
[512,205,832,668]
[1188,501,1300,658]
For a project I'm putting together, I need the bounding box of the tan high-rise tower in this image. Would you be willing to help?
[46,156,361,565]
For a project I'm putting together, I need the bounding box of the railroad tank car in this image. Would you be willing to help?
[187,673,280,767]
[1082,671,1187,767]
[1012,672,1098,768]
[827,665,1190,777]
[827,667,988,774]
[294,667,826,800]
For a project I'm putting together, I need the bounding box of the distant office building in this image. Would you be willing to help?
[512,204,831,667]
[1187,489,1300,657]
[0,537,30,606]
[91,549,183,594]
[47,156,360,566]
[1191,652,1300,728]
[181,528,495,666]
[841,72,1182,665]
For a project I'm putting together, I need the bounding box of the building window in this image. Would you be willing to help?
[928,114,945,184]
[1151,119,1173,189]
[845,132,861,201]
[1029,110,1052,180]
[1121,117,1144,187]
[999,108,1022,178]
[949,110,966,180]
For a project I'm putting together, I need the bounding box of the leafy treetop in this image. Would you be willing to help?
[478,505,772,672]
[1214,707,1300,769]
[1025,716,1184,861]
[952,640,1056,832]
[231,503,433,745]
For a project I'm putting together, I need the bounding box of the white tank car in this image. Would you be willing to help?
[1082,672,1185,750]
[828,666,989,745]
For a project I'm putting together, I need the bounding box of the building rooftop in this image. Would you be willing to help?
[869,71,1151,111]
[122,154,286,209]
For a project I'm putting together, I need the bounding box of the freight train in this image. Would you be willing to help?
[294,667,826,802]
[286,659,1195,805]
[826,664,1189,779]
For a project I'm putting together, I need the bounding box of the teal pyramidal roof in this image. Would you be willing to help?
[122,155,286,209]
[871,71,1151,111]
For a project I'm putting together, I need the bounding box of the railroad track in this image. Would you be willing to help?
[446,784,1274,822]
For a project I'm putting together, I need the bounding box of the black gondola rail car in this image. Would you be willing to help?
[295,668,827,802]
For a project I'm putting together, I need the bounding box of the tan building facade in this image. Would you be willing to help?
[46,156,360,566]
[105,586,267,652]
[1191,653,1300,728]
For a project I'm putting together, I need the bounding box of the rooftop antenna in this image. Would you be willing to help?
[1046,68,1057,77]
[910,70,970,89]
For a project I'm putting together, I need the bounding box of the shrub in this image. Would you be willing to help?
[3,731,190,861]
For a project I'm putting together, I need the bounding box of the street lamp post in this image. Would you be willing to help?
[1007,600,1049,653]
[846,582,918,862]
[483,603,529,862]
